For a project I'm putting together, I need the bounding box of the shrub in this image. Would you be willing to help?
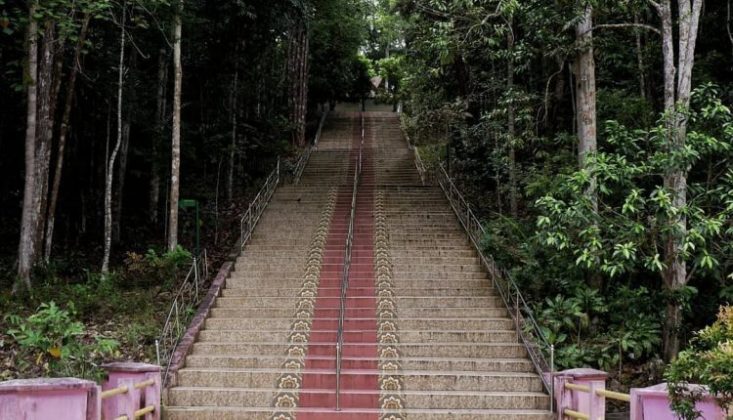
[666,305,733,419]
[5,302,119,380]
[123,245,192,287]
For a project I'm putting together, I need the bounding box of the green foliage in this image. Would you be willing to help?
[308,0,369,104]
[597,89,654,129]
[535,287,660,372]
[377,55,406,99]
[5,302,119,380]
[536,84,733,283]
[123,245,192,287]
[665,306,733,419]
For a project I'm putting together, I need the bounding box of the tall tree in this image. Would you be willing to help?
[33,20,58,261]
[168,0,183,251]
[507,16,518,218]
[16,2,40,291]
[150,48,167,224]
[227,69,238,201]
[575,2,597,209]
[102,2,127,274]
[288,4,309,147]
[652,0,704,361]
[44,14,91,261]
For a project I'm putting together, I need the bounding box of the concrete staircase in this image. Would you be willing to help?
[164,111,552,419]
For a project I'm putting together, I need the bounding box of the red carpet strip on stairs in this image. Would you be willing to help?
[298,114,378,419]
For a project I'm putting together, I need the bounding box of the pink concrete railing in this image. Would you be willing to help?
[555,368,727,419]
[0,362,160,420]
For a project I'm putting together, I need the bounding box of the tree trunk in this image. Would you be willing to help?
[575,3,597,203]
[227,71,238,201]
[32,21,57,263]
[16,3,39,291]
[113,51,135,242]
[102,4,127,274]
[576,3,602,290]
[728,0,733,56]
[507,21,518,218]
[168,0,183,251]
[150,48,167,224]
[113,118,131,241]
[656,0,703,361]
[288,18,309,147]
[44,14,90,262]
[634,13,647,99]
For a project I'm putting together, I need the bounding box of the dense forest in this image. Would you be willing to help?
[391,0,733,399]
[0,0,372,379]
[1,0,732,410]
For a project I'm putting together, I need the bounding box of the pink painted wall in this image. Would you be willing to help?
[0,363,160,420]
[0,378,96,420]
[555,370,730,420]
[101,362,161,420]
[630,383,727,420]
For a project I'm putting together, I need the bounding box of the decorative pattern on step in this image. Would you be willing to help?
[272,188,338,418]
[375,190,406,420]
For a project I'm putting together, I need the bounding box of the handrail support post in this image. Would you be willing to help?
[515,288,521,341]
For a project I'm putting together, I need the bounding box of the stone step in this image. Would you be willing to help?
[167,388,548,411]
[176,368,542,393]
[395,296,503,307]
[387,245,475,251]
[386,251,477,258]
[392,272,488,280]
[195,329,519,344]
[208,305,507,319]
[165,406,552,420]
[218,287,496,298]
[184,354,535,372]
[212,295,504,309]
[202,317,513,331]
[390,256,480,263]
[191,342,527,358]
[224,278,493,289]
[389,263,484,272]
[400,371,544,392]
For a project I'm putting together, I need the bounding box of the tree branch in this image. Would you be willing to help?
[647,0,662,12]
[728,0,733,55]
[592,23,661,36]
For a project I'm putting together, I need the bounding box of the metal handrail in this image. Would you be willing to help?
[155,249,208,385]
[432,163,555,406]
[293,111,329,184]
[157,158,281,386]
[238,160,280,250]
[335,112,364,410]
[413,147,427,185]
[399,122,429,186]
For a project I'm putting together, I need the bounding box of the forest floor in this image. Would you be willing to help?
[0,186,262,382]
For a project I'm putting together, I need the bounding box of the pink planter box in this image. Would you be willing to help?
[630,383,727,420]
[0,363,160,420]
[0,377,99,420]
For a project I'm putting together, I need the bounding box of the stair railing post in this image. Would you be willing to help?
[192,256,199,296]
[550,345,555,413]
[515,288,521,341]
[248,207,253,238]
[335,341,342,411]
[155,339,161,367]
[466,203,470,229]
